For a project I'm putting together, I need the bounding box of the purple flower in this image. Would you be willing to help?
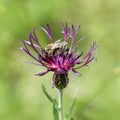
[21,23,98,89]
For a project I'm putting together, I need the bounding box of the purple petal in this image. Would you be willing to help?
[69,25,80,52]
[84,41,98,61]
[29,33,40,53]
[60,22,70,42]
[33,28,43,49]
[71,25,75,42]
[72,69,81,76]
[72,52,84,62]
[35,70,49,76]
[41,24,54,42]
[71,25,80,43]
[22,40,30,53]
[74,41,98,69]
[22,40,44,64]
[23,35,42,57]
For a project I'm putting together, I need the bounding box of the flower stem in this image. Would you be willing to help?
[57,89,63,120]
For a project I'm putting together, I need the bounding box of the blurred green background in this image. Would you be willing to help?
[0,0,120,120]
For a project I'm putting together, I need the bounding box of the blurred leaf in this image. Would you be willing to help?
[65,87,78,119]
[41,83,57,104]
[41,84,59,119]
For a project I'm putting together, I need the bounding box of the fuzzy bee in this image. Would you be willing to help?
[42,40,69,57]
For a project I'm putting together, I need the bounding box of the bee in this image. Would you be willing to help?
[42,40,69,57]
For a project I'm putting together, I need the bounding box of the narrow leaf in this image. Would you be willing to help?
[41,83,55,103]
[65,87,78,118]
[53,102,59,120]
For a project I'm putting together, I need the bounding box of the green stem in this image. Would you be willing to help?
[57,89,63,120]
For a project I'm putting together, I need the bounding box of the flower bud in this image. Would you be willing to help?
[55,74,69,89]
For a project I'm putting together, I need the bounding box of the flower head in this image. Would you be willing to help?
[21,23,98,89]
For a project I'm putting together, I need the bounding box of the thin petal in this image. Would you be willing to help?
[33,28,44,49]
[22,40,43,64]
[23,40,40,48]
[69,25,80,52]
[60,22,70,42]
[41,24,54,42]
[35,70,49,76]
[72,69,81,76]
[74,42,98,69]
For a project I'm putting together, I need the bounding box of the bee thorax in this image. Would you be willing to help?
[43,40,69,57]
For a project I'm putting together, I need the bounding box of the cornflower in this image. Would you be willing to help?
[21,23,97,89]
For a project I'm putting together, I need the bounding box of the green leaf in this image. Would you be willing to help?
[65,87,78,119]
[53,102,59,120]
[41,83,56,104]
